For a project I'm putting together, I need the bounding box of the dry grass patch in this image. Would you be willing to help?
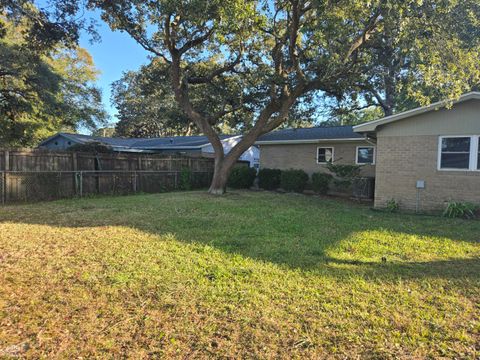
[0,191,479,358]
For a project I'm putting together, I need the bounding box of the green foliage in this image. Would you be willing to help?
[112,60,198,138]
[311,173,333,194]
[331,1,480,117]
[227,166,256,189]
[325,162,362,190]
[90,0,480,193]
[443,202,478,219]
[258,168,281,190]
[178,168,192,191]
[0,12,106,146]
[280,169,309,193]
[386,199,400,213]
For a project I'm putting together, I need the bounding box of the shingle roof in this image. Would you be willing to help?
[131,135,236,149]
[256,125,363,143]
[44,133,237,150]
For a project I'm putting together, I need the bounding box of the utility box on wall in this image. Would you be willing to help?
[416,180,425,189]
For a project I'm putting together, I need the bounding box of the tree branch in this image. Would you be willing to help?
[186,54,242,84]
[345,10,382,61]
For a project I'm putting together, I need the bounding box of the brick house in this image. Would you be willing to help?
[256,92,480,212]
[354,92,480,212]
[256,126,376,178]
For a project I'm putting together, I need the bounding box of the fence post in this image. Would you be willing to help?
[1,172,4,205]
[133,172,137,193]
[79,171,83,197]
[4,150,9,172]
[174,171,178,189]
[3,150,9,204]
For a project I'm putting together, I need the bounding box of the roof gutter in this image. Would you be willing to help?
[353,91,480,133]
[255,138,364,145]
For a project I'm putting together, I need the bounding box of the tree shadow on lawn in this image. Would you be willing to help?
[1,191,480,281]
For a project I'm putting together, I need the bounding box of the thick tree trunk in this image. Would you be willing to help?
[208,155,238,195]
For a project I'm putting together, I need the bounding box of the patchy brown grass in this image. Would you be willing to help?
[0,191,479,358]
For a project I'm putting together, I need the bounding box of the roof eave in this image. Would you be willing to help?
[255,138,364,145]
[353,92,480,133]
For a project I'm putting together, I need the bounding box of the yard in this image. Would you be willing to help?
[0,191,479,358]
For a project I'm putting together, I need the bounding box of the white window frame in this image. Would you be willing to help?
[317,147,334,164]
[437,135,480,171]
[356,146,376,165]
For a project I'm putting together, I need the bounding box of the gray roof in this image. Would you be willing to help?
[40,133,237,151]
[256,125,363,143]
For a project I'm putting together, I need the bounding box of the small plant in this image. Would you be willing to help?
[311,172,332,194]
[227,166,257,189]
[258,168,282,190]
[443,201,478,219]
[280,169,309,193]
[178,167,192,190]
[386,198,399,213]
[325,161,362,191]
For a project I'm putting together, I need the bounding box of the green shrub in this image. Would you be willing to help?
[178,167,192,190]
[258,168,282,190]
[227,166,257,189]
[443,201,478,219]
[280,169,309,193]
[386,198,399,213]
[325,162,362,190]
[311,172,332,194]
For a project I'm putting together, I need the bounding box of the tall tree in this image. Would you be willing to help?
[90,0,480,194]
[0,14,106,146]
[112,60,199,138]
[335,1,480,116]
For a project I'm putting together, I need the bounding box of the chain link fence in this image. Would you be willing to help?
[0,170,213,204]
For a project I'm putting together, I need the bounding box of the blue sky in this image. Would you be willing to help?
[79,10,150,125]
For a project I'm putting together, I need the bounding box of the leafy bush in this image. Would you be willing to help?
[178,167,192,190]
[386,198,399,213]
[227,166,257,189]
[311,172,332,194]
[280,169,309,193]
[258,168,282,190]
[443,201,478,219]
[325,162,362,190]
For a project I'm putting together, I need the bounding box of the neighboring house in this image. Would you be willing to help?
[39,133,260,168]
[354,92,480,212]
[256,125,376,177]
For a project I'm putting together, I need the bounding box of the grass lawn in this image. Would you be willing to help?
[0,191,479,358]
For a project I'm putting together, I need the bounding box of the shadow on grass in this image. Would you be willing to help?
[1,191,479,280]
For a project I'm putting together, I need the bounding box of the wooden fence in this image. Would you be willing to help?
[0,149,216,203]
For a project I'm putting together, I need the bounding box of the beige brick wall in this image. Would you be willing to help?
[375,135,480,212]
[259,141,376,177]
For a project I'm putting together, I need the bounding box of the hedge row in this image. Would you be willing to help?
[227,166,335,193]
[258,168,333,194]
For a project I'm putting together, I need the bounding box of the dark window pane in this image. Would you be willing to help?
[357,147,374,164]
[442,137,470,152]
[478,150,480,170]
[441,153,470,169]
[318,148,333,163]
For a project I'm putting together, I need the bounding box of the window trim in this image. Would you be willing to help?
[355,146,376,165]
[437,135,480,171]
[317,146,334,164]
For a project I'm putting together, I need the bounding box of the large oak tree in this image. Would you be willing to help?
[89,0,479,194]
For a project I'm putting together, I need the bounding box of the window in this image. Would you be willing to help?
[317,147,333,164]
[356,146,375,165]
[478,144,480,170]
[438,136,480,171]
